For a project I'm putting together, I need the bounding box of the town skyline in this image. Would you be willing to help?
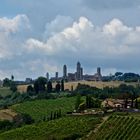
[0,1,140,80]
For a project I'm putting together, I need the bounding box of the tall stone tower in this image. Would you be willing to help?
[97,67,101,76]
[63,65,67,79]
[76,62,81,80]
[97,67,102,81]
[46,72,49,81]
[55,72,58,80]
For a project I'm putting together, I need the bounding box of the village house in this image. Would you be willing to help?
[102,99,132,109]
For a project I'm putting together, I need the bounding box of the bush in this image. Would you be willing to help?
[0,120,14,131]
[21,113,34,125]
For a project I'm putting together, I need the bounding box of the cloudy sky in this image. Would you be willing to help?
[0,0,140,80]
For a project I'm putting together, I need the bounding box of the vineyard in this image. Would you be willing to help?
[0,116,101,140]
[11,97,82,122]
[87,115,140,140]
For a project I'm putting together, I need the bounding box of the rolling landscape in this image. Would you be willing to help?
[0,0,140,140]
[0,78,140,140]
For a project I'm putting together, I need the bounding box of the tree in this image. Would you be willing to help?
[55,82,60,93]
[135,98,138,109]
[10,82,17,92]
[3,78,11,87]
[115,72,123,77]
[21,113,34,124]
[11,75,14,81]
[75,94,82,111]
[34,77,47,94]
[47,81,52,93]
[61,79,64,92]
[27,85,34,96]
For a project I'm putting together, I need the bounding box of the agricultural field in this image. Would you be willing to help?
[0,116,101,140]
[17,81,138,93]
[0,109,17,121]
[0,87,12,97]
[64,81,138,91]
[86,115,140,140]
[11,97,82,122]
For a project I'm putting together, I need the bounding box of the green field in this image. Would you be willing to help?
[0,88,11,97]
[0,116,101,140]
[11,97,82,122]
[87,115,140,140]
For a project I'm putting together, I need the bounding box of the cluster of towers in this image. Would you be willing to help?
[48,61,102,82]
[63,62,83,81]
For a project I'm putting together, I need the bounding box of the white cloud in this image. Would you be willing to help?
[26,17,140,57]
[0,15,140,80]
[0,14,30,59]
[23,16,140,78]
[103,18,132,36]
[44,15,73,39]
[0,14,30,34]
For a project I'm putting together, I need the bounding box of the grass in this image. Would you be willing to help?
[0,115,101,140]
[11,96,82,122]
[0,87,12,97]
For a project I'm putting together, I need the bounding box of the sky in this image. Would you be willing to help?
[0,0,140,80]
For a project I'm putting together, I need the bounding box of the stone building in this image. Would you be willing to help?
[63,65,67,80]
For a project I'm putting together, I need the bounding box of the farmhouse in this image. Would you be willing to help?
[102,99,132,109]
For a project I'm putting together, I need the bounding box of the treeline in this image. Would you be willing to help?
[75,94,101,112]
[102,72,140,82]
[27,77,64,95]
[74,83,140,100]
[73,83,140,111]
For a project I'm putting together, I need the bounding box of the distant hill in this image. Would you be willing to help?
[17,81,138,93]
[11,97,78,122]
[0,116,101,140]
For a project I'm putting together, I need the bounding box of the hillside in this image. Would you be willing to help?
[0,116,101,140]
[86,115,140,140]
[11,97,80,122]
[17,81,138,93]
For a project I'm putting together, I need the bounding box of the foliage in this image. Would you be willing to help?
[47,81,52,93]
[86,95,101,108]
[26,85,34,96]
[34,77,47,94]
[74,83,140,100]
[10,82,17,93]
[21,113,34,125]
[0,120,14,132]
[115,72,123,77]
[55,82,61,93]
[61,79,64,92]
[3,78,11,87]
[75,94,83,111]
